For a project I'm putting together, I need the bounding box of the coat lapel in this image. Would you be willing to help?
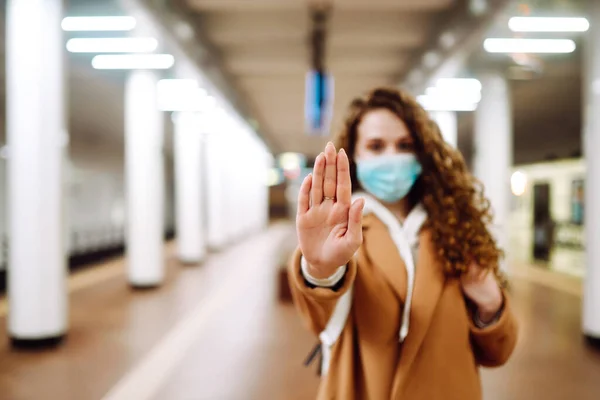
[362,214,408,302]
[392,228,446,395]
[356,191,446,391]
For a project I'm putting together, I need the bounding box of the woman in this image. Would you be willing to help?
[288,87,518,400]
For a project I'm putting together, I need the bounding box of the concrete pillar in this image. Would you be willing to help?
[125,70,165,286]
[206,134,227,249]
[473,72,513,271]
[431,111,458,148]
[6,0,68,345]
[173,112,205,264]
[582,0,600,342]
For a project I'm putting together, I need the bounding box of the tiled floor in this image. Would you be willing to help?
[0,222,599,400]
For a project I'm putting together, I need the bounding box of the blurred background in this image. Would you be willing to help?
[0,0,599,399]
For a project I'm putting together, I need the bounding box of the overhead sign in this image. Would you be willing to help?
[305,70,334,136]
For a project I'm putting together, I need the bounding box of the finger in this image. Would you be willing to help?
[297,173,312,216]
[478,267,492,281]
[311,153,325,206]
[346,198,365,246]
[462,262,476,281]
[336,148,352,206]
[323,142,337,200]
[464,261,487,282]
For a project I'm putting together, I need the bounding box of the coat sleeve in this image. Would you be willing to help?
[287,247,358,336]
[469,291,519,367]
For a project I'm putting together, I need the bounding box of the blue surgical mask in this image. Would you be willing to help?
[356,154,422,204]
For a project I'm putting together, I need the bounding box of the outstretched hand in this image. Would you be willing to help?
[296,142,365,279]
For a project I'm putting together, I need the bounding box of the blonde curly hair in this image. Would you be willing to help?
[334,87,504,282]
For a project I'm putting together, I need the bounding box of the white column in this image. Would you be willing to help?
[261,152,272,229]
[473,72,513,271]
[431,111,458,148]
[173,112,205,264]
[206,134,227,249]
[230,140,245,241]
[125,70,165,286]
[583,0,600,341]
[6,0,68,343]
[223,133,239,244]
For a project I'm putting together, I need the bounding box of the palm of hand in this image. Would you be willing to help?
[296,142,365,278]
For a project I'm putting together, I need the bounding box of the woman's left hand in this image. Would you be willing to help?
[460,261,504,324]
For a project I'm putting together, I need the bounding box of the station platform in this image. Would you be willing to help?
[0,222,599,400]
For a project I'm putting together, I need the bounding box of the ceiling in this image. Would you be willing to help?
[457,52,582,167]
[181,0,459,157]
[0,0,588,168]
[457,0,586,166]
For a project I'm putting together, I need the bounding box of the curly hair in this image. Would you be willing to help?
[334,87,505,282]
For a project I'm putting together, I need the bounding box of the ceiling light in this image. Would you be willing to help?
[509,17,589,32]
[422,78,483,108]
[423,51,440,68]
[66,38,158,53]
[484,38,576,54]
[174,21,195,40]
[157,79,199,88]
[61,16,136,32]
[417,95,478,112]
[470,0,488,16]
[278,152,307,173]
[436,78,482,92]
[426,87,482,104]
[267,168,284,187]
[507,65,537,81]
[92,54,175,70]
[407,69,423,85]
[439,32,456,49]
[156,79,216,112]
[511,171,527,196]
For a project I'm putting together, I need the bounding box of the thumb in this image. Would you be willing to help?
[346,198,365,245]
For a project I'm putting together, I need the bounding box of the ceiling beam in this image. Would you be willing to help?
[124,0,280,153]
[401,0,511,94]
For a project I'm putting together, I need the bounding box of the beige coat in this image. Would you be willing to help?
[289,213,519,400]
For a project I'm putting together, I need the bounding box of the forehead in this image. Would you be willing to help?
[357,108,411,142]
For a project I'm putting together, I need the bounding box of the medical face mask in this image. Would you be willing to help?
[356,153,422,204]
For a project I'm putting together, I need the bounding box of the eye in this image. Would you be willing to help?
[396,140,415,152]
[367,140,384,152]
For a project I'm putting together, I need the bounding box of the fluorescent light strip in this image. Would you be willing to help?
[417,95,477,112]
[436,78,482,92]
[62,16,136,32]
[425,87,482,104]
[509,17,589,32]
[67,38,158,53]
[156,79,215,111]
[484,38,576,54]
[157,79,199,90]
[92,54,175,70]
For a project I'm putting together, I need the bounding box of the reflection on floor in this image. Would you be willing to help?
[0,222,599,400]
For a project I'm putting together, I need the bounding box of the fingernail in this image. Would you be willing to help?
[339,148,346,155]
